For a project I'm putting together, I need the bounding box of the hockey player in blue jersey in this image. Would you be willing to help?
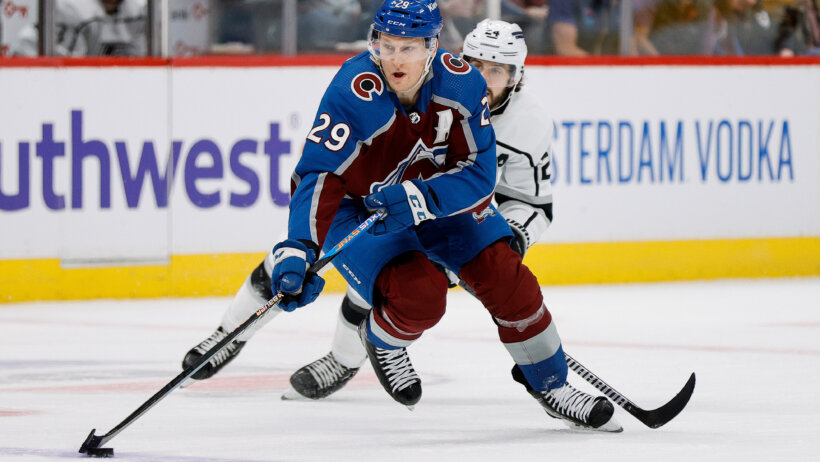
[182,1,620,431]
[286,16,557,393]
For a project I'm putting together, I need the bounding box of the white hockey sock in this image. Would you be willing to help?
[220,276,282,342]
[331,309,368,369]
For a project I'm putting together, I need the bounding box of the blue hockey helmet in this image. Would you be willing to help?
[371,0,443,38]
[368,0,442,93]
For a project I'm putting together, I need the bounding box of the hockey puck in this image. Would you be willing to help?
[85,447,114,458]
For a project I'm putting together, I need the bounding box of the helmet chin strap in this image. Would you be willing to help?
[492,86,515,112]
[491,71,522,111]
[395,59,432,101]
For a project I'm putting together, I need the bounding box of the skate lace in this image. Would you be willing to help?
[543,383,598,423]
[375,347,419,393]
[306,354,350,388]
[195,329,238,366]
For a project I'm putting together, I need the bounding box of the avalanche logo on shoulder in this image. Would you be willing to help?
[351,72,384,102]
[440,53,471,75]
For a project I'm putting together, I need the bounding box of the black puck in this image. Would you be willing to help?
[86,447,114,458]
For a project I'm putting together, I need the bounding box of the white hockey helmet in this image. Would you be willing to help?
[461,19,527,87]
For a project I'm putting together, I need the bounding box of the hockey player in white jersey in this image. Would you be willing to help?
[283,17,558,402]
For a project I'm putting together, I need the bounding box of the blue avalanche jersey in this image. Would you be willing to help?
[289,49,497,247]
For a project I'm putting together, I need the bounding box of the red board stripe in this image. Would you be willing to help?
[2,54,818,68]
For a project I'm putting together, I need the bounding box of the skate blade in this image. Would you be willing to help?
[180,377,196,389]
[564,417,623,433]
[281,388,310,401]
[406,405,415,411]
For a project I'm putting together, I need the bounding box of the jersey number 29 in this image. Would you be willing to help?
[306,113,351,152]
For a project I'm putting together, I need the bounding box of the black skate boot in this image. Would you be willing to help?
[284,352,360,400]
[358,321,421,408]
[512,365,622,432]
[182,327,246,380]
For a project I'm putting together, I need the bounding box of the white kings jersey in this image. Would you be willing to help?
[490,86,555,250]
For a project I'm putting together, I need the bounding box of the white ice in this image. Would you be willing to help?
[1,278,819,462]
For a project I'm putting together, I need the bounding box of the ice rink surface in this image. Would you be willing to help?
[1,278,818,462]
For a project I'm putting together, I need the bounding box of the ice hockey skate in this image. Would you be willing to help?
[282,352,360,400]
[512,365,623,432]
[181,327,246,381]
[358,321,421,409]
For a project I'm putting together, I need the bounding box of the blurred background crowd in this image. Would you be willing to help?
[1,0,818,57]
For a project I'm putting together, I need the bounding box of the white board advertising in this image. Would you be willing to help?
[0,66,171,262]
[1,63,818,265]
[167,67,331,254]
[527,65,820,243]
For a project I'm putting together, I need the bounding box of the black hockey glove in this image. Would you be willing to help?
[506,219,530,258]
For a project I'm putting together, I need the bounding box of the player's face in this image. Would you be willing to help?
[376,34,431,92]
[466,57,514,109]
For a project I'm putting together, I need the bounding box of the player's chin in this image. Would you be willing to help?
[388,76,410,91]
[486,93,497,107]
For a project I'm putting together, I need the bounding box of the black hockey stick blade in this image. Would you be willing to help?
[623,372,696,429]
[79,429,114,457]
[566,353,696,429]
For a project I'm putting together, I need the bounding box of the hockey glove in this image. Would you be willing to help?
[270,239,325,312]
[506,218,530,258]
[363,179,441,235]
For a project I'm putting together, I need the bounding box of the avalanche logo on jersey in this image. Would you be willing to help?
[440,53,471,75]
[370,139,448,193]
[472,206,496,224]
[351,72,384,101]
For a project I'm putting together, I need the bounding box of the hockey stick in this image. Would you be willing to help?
[565,353,695,429]
[79,210,386,457]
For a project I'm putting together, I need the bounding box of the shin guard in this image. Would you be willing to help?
[460,241,567,391]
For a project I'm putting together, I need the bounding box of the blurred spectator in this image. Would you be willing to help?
[632,0,713,55]
[355,0,381,33]
[212,0,255,49]
[438,0,481,52]
[634,0,811,56]
[210,0,362,54]
[547,0,620,56]
[703,0,776,55]
[10,0,146,56]
[297,0,362,51]
[773,0,820,55]
[501,0,549,53]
